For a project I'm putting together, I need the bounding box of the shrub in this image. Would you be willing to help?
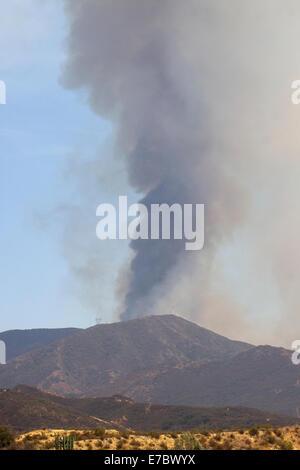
[249,427,259,437]
[116,440,124,450]
[279,440,294,451]
[174,432,204,450]
[208,438,220,450]
[0,427,14,449]
[94,427,106,439]
[221,439,233,450]
[78,430,94,440]
[264,433,276,445]
[69,431,82,440]
[149,430,162,439]
[130,438,140,448]
[119,430,130,439]
[198,429,210,436]
[43,440,55,450]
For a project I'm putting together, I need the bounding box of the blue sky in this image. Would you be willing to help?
[1,1,300,347]
[0,0,131,331]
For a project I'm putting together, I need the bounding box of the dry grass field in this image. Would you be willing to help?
[4,425,300,450]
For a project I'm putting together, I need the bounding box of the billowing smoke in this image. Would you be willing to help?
[61,0,300,346]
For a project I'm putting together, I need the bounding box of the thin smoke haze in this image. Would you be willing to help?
[61,0,300,347]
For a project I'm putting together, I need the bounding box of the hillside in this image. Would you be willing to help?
[2,385,299,433]
[0,315,299,417]
[0,328,81,361]
[57,395,300,432]
[0,387,98,432]
[100,345,300,417]
[0,315,251,396]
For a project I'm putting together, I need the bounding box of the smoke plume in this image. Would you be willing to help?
[61,0,300,346]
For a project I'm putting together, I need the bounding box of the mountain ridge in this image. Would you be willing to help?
[2,384,299,433]
[0,315,298,417]
[0,328,82,361]
[0,314,252,397]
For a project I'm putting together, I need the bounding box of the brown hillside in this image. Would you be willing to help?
[0,315,251,396]
[3,385,299,433]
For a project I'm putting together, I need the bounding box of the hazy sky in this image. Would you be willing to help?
[0,0,130,330]
[2,1,300,349]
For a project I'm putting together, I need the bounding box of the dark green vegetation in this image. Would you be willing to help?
[0,328,81,361]
[55,435,74,450]
[0,315,299,416]
[1,385,299,433]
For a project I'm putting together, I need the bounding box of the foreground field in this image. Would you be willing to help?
[3,425,300,450]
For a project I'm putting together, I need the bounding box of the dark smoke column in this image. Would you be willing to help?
[61,0,246,321]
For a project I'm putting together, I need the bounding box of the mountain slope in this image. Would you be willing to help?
[100,345,300,417]
[1,315,299,417]
[0,315,251,396]
[4,385,300,432]
[0,328,81,361]
[0,386,98,432]
[58,394,300,431]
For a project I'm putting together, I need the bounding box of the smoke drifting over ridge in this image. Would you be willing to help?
[62,0,300,345]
